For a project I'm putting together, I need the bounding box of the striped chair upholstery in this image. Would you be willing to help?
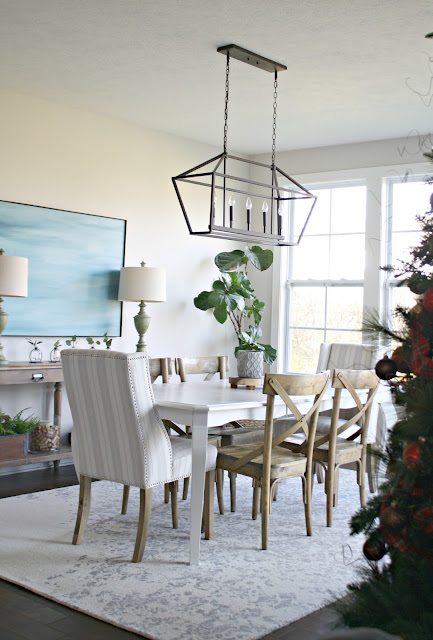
[62,349,217,561]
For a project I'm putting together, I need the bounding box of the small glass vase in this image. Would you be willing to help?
[29,347,43,363]
[50,348,61,363]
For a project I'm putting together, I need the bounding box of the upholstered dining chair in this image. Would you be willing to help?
[281,368,379,527]
[122,356,185,525]
[216,371,331,549]
[61,349,217,562]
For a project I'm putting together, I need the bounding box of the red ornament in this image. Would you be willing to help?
[412,507,433,535]
[379,504,407,533]
[402,440,425,472]
[410,316,433,379]
[423,287,433,314]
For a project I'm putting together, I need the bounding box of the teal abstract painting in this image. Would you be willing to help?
[0,201,126,336]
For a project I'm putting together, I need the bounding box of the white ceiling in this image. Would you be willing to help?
[1,0,432,154]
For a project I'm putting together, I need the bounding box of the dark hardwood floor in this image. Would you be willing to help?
[0,465,342,640]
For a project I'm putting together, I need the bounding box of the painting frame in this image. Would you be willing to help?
[0,200,126,337]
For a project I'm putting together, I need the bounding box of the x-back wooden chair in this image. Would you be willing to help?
[216,371,331,549]
[309,368,379,527]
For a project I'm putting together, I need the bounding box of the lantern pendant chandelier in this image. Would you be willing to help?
[172,44,317,246]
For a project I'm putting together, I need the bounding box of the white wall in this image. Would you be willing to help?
[0,89,242,457]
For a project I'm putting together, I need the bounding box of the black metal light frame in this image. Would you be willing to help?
[172,44,317,247]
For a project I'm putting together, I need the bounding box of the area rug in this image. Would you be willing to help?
[0,470,367,640]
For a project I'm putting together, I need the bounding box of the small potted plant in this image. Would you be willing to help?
[86,337,101,349]
[102,332,113,349]
[0,408,40,460]
[65,335,80,348]
[27,339,43,362]
[50,340,62,362]
[194,246,277,378]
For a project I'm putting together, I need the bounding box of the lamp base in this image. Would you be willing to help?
[0,299,9,365]
[134,301,151,353]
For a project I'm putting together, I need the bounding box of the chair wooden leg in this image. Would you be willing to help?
[169,481,179,528]
[229,472,237,512]
[73,475,91,545]
[304,466,313,536]
[366,444,377,493]
[121,485,130,514]
[325,466,334,528]
[261,478,270,550]
[315,463,324,484]
[216,469,224,515]
[132,488,153,563]
[252,479,260,520]
[333,466,340,507]
[182,477,190,500]
[164,483,170,504]
[204,469,215,540]
[357,459,366,507]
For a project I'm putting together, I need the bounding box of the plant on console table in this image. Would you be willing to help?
[194,246,276,378]
[0,408,40,460]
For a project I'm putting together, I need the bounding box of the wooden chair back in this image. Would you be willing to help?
[314,368,380,451]
[175,356,229,381]
[229,371,331,473]
[148,357,173,383]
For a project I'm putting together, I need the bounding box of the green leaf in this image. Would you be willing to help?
[262,344,277,364]
[215,250,247,272]
[213,303,228,324]
[212,280,226,293]
[244,246,273,271]
[194,291,215,310]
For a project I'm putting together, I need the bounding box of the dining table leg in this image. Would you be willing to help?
[189,406,210,565]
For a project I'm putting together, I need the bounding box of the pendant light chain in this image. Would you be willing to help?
[271,71,278,166]
[223,51,230,154]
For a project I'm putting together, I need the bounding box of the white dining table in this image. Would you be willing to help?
[152,378,388,565]
[152,380,273,565]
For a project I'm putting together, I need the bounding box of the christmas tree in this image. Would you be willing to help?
[336,167,433,639]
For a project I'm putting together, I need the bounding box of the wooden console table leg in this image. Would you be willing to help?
[53,459,60,470]
[54,381,62,427]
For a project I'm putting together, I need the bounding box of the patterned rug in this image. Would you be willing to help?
[0,470,367,640]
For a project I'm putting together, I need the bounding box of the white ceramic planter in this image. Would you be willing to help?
[236,350,264,378]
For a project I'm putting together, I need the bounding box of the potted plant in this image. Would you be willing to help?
[0,408,40,460]
[27,339,43,362]
[50,340,62,362]
[194,246,277,377]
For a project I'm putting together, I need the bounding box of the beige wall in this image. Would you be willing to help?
[0,89,241,447]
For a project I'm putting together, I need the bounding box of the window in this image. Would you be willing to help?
[385,177,433,336]
[285,183,367,372]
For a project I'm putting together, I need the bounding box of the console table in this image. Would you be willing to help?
[0,362,72,470]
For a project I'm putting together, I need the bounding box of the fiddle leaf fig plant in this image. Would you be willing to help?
[194,246,277,364]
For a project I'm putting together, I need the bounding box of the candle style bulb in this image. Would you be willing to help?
[262,201,268,232]
[277,203,283,236]
[246,197,252,230]
[229,194,235,228]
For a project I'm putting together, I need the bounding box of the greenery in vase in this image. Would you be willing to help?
[65,335,80,348]
[194,246,277,364]
[336,161,433,639]
[0,408,40,436]
[27,339,42,348]
[53,340,61,349]
[86,337,101,348]
[102,332,112,349]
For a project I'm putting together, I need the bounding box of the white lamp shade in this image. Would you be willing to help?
[0,254,28,297]
[118,265,166,303]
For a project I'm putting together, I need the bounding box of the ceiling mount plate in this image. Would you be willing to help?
[217,44,287,73]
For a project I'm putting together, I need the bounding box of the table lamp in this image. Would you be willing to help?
[118,261,166,352]
[0,248,28,365]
